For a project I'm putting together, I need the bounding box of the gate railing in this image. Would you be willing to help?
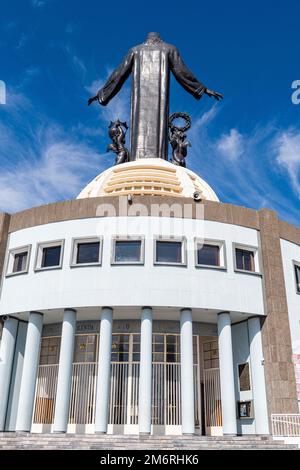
[203,368,222,429]
[33,361,201,428]
[33,364,59,424]
[271,414,300,437]
[69,362,98,424]
[152,363,182,426]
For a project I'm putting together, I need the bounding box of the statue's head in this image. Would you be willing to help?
[145,32,162,44]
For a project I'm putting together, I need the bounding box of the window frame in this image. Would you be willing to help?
[70,236,103,268]
[39,335,61,365]
[73,333,99,363]
[34,239,64,272]
[237,361,252,392]
[6,244,31,277]
[293,260,300,295]
[237,400,254,419]
[194,238,227,270]
[153,236,187,267]
[233,243,261,276]
[111,236,145,265]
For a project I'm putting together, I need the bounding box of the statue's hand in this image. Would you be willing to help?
[205,89,223,101]
[88,95,97,106]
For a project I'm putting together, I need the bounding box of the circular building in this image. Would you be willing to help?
[0,157,299,439]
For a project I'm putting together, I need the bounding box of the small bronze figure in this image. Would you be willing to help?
[169,113,191,167]
[107,120,130,165]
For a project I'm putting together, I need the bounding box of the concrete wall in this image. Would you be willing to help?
[0,217,265,317]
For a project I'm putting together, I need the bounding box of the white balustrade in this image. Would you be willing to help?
[271,414,300,437]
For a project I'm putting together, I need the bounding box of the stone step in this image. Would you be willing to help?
[0,434,298,450]
[0,434,281,441]
[0,432,272,438]
[0,438,288,445]
[0,444,297,450]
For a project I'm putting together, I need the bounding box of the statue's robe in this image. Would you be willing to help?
[97,40,206,160]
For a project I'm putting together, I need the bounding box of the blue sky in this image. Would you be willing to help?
[0,0,300,225]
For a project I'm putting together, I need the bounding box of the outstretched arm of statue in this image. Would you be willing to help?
[88,95,98,106]
[205,88,223,101]
[169,47,223,101]
[169,47,206,99]
[87,49,134,107]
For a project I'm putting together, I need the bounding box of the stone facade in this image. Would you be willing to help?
[259,209,298,415]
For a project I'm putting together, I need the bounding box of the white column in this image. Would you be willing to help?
[0,316,18,431]
[53,309,77,433]
[217,312,237,435]
[248,317,269,435]
[180,308,195,434]
[95,307,113,433]
[16,312,43,432]
[138,307,153,434]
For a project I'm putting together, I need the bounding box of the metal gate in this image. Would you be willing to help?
[32,332,202,432]
[203,340,222,435]
[108,333,201,430]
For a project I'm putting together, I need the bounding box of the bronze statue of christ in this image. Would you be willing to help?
[88,32,222,161]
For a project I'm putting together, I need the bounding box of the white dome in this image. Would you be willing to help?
[77,158,219,201]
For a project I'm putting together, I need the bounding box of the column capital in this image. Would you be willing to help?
[180,307,192,313]
[217,311,230,316]
[101,306,113,313]
[63,308,77,313]
[29,311,44,317]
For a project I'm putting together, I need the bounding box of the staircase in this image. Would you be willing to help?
[0,433,298,450]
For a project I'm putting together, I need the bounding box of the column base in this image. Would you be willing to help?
[139,432,151,435]
[223,433,237,436]
[95,431,107,434]
[182,433,195,436]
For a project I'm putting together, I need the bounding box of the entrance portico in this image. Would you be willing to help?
[0,306,268,437]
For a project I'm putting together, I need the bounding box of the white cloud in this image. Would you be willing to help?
[64,45,87,80]
[187,107,300,225]
[192,105,218,130]
[0,91,109,213]
[0,125,105,213]
[216,128,244,161]
[275,130,300,197]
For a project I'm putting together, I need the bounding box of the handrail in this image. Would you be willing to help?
[271,414,300,437]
